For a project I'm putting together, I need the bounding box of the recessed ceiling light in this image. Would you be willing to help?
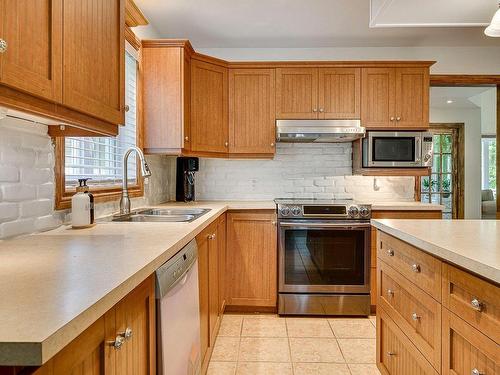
[485,2,500,37]
[446,100,454,104]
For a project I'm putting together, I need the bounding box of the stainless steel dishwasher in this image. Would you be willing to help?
[156,239,201,375]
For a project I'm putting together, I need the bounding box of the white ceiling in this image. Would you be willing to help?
[430,87,495,109]
[135,0,500,48]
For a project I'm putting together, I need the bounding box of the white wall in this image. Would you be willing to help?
[469,88,497,135]
[430,108,482,219]
[197,46,500,74]
[196,143,415,202]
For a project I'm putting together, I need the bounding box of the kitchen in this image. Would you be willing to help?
[0,1,499,375]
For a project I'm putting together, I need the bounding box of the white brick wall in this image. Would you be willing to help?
[196,143,415,201]
[0,117,61,238]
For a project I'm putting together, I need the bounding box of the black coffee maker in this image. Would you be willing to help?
[176,157,199,202]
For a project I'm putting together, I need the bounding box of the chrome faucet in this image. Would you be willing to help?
[120,146,152,214]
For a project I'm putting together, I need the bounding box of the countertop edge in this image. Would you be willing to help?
[371,220,500,284]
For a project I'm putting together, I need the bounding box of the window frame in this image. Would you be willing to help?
[54,30,144,210]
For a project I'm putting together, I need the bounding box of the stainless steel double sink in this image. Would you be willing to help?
[107,208,211,223]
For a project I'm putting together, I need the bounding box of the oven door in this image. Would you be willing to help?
[365,132,422,167]
[278,220,371,294]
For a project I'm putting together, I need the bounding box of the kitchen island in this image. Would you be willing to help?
[371,219,499,375]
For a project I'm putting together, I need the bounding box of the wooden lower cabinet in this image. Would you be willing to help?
[217,214,227,314]
[30,276,155,375]
[226,211,277,309]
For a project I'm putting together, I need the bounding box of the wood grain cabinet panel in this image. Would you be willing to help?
[208,225,220,348]
[229,68,276,154]
[191,59,228,153]
[361,68,395,128]
[226,211,277,307]
[395,68,429,128]
[442,308,500,375]
[276,67,318,119]
[442,263,500,344]
[377,307,439,375]
[196,228,210,367]
[62,0,125,125]
[218,214,227,314]
[318,68,360,119]
[0,0,62,102]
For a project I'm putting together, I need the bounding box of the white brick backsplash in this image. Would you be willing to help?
[196,143,415,201]
[0,218,35,238]
[0,165,19,182]
[35,215,62,232]
[21,168,52,185]
[37,183,55,199]
[0,202,19,222]
[1,184,36,201]
[20,199,53,218]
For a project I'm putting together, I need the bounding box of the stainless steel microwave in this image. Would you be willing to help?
[362,131,433,168]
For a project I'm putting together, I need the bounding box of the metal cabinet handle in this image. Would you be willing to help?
[319,108,324,113]
[387,289,394,296]
[224,141,229,147]
[109,335,125,350]
[122,327,133,340]
[312,108,318,112]
[212,233,216,239]
[185,136,189,141]
[0,39,7,53]
[124,105,130,112]
[270,142,275,147]
[387,249,394,257]
[396,117,401,121]
[472,369,484,375]
[390,116,395,121]
[411,264,421,273]
[387,351,396,356]
[411,312,420,321]
[271,221,277,226]
[471,298,483,312]
[208,234,213,240]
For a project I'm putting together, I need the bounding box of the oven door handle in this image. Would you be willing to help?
[278,221,371,229]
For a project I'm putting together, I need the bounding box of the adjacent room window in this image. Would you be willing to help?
[55,42,142,209]
[481,136,497,195]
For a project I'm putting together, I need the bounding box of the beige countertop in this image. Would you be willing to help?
[372,219,500,284]
[368,201,443,211]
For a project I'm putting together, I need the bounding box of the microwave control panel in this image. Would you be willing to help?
[422,135,434,166]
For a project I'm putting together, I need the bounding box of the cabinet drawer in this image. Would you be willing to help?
[442,308,500,375]
[377,306,438,375]
[442,263,500,344]
[378,260,441,371]
[377,231,441,301]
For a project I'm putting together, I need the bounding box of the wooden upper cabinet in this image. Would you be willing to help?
[62,0,125,125]
[229,68,276,154]
[142,42,191,154]
[361,67,395,128]
[0,0,62,102]
[362,67,429,129]
[318,68,360,119]
[191,59,228,153]
[395,67,429,128]
[226,211,277,307]
[276,67,318,119]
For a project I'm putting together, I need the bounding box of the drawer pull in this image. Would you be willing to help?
[108,335,125,350]
[411,264,421,273]
[471,298,483,312]
[122,327,133,340]
[471,369,484,375]
[387,249,394,256]
[411,312,420,321]
[387,351,396,356]
[387,289,395,297]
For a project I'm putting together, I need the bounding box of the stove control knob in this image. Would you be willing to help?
[280,206,291,217]
[348,205,359,218]
[291,206,302,216]
[359,206,371,218]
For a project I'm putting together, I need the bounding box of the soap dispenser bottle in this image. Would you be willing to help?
[71,178,95,228]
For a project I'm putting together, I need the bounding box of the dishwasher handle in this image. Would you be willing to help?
[155,239,198,299]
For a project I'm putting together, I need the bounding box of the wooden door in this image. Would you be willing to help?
[361,68,396,128]
[0,0,62,101]
[62,0,125,125]
[318,68,360,119]
[115,276,156,375]
[226,211,277,307]
[196,231,210,365]
[217,214,227,314]
[276,68,318,119]
[229,68,276,154]
[395,68,429,128]
[442,309,500,375]
[191,59,228,153]
[208,226,219,348]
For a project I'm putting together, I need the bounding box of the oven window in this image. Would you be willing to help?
[284,229,366,285]
[373,137,415,162]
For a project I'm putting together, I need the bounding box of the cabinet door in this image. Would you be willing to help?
[361,68,396,128]
[208,226,219,348]
[276,68,318,119]
[442,309,500,375]
[394,67,429,128]
[115,276,156,375]
[0,0,62,101]
[218,214,227,314]
[229,68,276,154]
[191,59,228,153]
[226,212,277,307]
[318,68,360,119]
[196,231,210,365]
[62,0,125,125]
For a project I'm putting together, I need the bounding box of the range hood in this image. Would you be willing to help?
[276,119,365,143]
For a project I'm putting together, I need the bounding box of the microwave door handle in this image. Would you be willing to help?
[415,138,422,163]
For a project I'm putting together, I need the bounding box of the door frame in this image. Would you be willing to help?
[429,75,500,218]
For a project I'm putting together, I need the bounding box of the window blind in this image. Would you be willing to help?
[65,50,138,188]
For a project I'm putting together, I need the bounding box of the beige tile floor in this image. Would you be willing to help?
[208,314,381,375]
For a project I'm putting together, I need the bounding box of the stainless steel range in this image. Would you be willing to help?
[275,199,372,316]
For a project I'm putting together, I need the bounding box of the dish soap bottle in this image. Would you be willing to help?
[71,178,95,228]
